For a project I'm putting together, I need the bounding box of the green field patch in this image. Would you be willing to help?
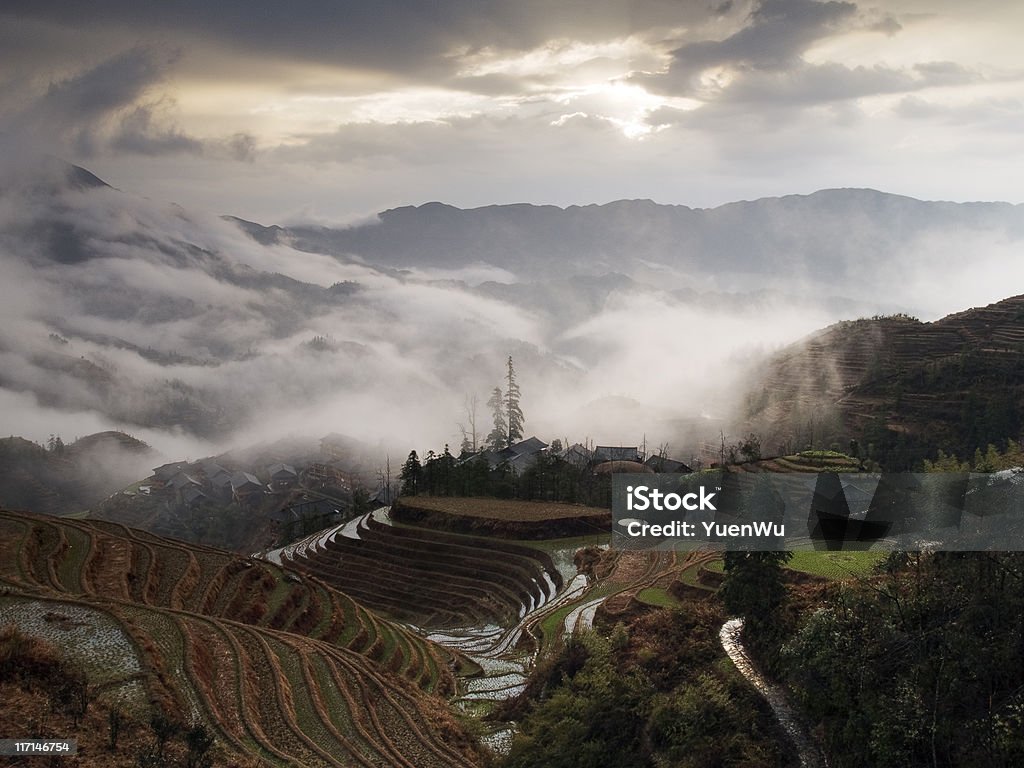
[678,560,719,591]
[635,587,681,608]
[704,551,884,580]
[786,550,885,579]
[539,602,577,643]
[539,583,617,644]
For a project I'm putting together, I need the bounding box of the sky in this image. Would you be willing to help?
[2,0,1022,224]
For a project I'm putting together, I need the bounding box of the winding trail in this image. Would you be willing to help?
[719,618,827,768]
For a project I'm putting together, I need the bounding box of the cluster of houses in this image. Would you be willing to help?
[147,434,376,531]
[464,438,693,475]
[150,459,300,511]
[148,434,692,523]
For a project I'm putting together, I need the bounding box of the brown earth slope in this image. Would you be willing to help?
[0,508,480,768]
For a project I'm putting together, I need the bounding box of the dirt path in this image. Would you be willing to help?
[719,618,827,768]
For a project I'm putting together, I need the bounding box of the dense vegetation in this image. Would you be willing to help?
[781,552,1024,766]
[400,449,613,507]
[499,603,792,768]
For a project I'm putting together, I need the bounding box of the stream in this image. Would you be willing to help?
[719,618,827,768]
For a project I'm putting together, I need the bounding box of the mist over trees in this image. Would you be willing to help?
[9,159,1024,464]
[480,356,526,452]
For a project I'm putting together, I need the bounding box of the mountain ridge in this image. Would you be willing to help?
[230,187,1024,289]
[746,294,1024,467]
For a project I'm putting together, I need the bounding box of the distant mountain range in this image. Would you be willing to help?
[2,159,1023,458]
[233,189,1024,293]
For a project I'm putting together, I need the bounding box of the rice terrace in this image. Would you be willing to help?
[0,455,883,767]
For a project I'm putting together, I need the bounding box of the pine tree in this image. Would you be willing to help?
[440,444,456,495]
[487,387,507,452]
[399,451,423,496]
[505,355,524,447]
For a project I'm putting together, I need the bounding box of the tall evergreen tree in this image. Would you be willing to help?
[505,355,524,447]
[399,451,422,496]
[487,387,507,451]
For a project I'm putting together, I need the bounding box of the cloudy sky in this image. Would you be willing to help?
[2,0,1022,222]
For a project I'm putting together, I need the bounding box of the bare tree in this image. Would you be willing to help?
[376,454,393,505]
[458,394,480,454]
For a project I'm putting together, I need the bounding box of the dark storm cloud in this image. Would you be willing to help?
[1,46,257,162]
[109,105,204,156]
[646,0,858,88]
[0,46,190,162]
[1,1,713,79]
[32,47,175,124]
[635,0,982,107]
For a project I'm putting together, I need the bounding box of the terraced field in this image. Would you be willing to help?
[730,450,863,473]
[0,510,446,690]
[280,509,563,629]
[0,509,476,768]
[750,294,1024,447]
[271,506,693,752]
[704,550,885,580]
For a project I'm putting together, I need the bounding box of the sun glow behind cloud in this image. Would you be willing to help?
[544,81,699,138]
[455,35,665,80]
[6,1,1023,218]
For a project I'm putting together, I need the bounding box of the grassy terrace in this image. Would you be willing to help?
[635,587,682,608]
[732,450,863,474]
[538,583,617,642]
[0,511,489,766]
[704,549,886,580]
[678,561,716,590]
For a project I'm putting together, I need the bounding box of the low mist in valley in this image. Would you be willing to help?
[1,157,1023,477]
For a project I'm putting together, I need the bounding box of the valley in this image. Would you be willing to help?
[2,160,1023,766]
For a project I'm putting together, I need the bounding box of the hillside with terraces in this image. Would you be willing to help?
[0,451,903,765]
[0,509,480,768]
[278,508,565,628]
[747,294,1024,466]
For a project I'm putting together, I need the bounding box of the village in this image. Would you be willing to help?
[137,432,696,548]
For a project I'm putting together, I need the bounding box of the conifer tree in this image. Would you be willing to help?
[487,387,507,451]
[399,451,422,495]
[505,355,524,447]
